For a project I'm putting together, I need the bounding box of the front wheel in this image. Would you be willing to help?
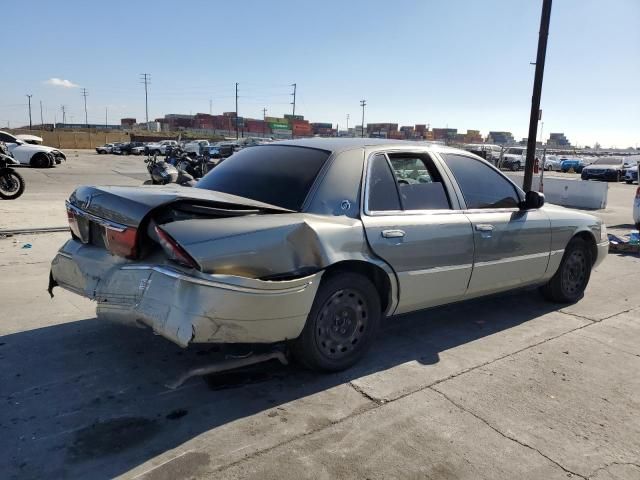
[291,272,381,372]
[540,237,592,303]
[0,169,25,199]
[511,162,520,171]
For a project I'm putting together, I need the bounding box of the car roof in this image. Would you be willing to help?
[272,137,461,155]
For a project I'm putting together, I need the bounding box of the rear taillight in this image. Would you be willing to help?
[66,205,89,242]
[155,226,199,269]
[104,227,138,258]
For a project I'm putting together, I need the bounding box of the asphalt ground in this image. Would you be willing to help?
[1,151,638,479]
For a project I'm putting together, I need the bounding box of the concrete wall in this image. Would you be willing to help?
[508,173,608,209]
[7,129,130,149]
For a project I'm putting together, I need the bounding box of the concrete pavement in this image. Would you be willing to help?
[1,152,639,479]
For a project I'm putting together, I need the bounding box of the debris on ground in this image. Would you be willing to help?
[21,243,32,249]
[608,232,640,254]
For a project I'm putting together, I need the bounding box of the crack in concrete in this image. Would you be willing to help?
[349,381,385,405]
[575,332,640,359]
[588,461,640,479]
[430,387,588,479]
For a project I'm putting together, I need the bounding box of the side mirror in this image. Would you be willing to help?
[522,190,545,210]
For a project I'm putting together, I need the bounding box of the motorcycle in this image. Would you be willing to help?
[144,153,196,186]
[0,142,25,200]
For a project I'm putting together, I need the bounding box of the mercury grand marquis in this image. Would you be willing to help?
[49,139,608,371]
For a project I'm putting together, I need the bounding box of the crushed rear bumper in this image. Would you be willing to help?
[50,239,322,347]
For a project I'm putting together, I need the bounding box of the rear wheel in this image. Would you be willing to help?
[511,162,520,171]
[540,237,592,303]
[292,272,381,372]
[0,169,25,199]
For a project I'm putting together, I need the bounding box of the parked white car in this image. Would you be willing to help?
[96,143,115,154]
[0,130,66,167]
[625,165,638,184]
[131,144,147,155]
[543,154,562,171]
[145,140,178,155]
[183,139,209,156]
[500,147,526,171]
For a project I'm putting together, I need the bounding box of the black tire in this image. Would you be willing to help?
[616,171,622,182]
[511,162,520,171]
[30,153,50,168]
[291,272,381,372]
[0,169,25,199]
[153,149,161,156]
[540,237,592,303]
[626,180,632,184]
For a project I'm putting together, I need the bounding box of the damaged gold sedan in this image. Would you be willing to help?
[50,139,608,371]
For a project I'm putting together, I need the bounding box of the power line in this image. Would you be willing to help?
[81,88,89,128]
[360,100,367,138]
[26,94,33,130]
[140,73,151,130]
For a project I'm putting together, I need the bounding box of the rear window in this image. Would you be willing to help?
[196,145,330,211]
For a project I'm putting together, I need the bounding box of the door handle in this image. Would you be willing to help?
[475,224,494,232]
[382,229,405,238]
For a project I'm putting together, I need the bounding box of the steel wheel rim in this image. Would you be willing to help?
[315,288,368,359]
[562,250,587,295]
[0,173,19,195]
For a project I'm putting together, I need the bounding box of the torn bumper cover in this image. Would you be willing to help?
[50,240,323,347]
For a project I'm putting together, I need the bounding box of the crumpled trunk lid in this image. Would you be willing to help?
[68,185,289,228]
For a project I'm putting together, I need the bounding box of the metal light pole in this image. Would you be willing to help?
[360,100,366,138]
[523,0,552,193]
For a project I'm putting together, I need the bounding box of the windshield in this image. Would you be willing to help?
[196,145,330,211]
[593,157,622,165]
[505,148,524,155]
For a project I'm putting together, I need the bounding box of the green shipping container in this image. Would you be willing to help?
[269,122,290,130]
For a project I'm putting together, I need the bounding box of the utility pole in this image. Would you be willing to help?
[360,100,366,138]
[290,83,297,139]
[209,99,212,115]
[235,82,239,140]
[105,107,108,128]
[263,107,267,137]
[61,105,67,124]
[26,94,33,130]
[346,114,350,132]
[81,88,89,128]
[39,100,44,130]
[140,73,151,131]
[291,83,297,117]
[539,120,544,146]
[523,0,552,193]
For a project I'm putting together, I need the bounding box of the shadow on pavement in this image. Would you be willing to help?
[1,289,563,479]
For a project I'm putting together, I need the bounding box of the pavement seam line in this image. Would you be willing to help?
[211,318,598,475]
[429,387,588,479]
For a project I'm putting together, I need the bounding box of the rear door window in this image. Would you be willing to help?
[368,154,401,211]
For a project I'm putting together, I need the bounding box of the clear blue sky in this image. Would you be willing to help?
[3,0,639,147]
